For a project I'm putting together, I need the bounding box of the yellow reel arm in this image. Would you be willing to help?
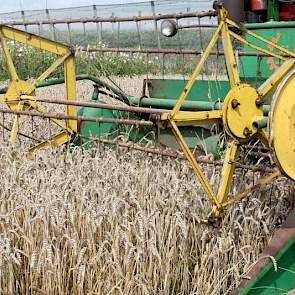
[159,7,291,221]
[0,25,77,150]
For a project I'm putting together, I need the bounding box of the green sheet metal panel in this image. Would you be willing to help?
[239,237,295,295]
[78,106,120,147]
[147,79,230,102]
[158,128,221,157]
[241,22,295,83]
[239,211,295,295]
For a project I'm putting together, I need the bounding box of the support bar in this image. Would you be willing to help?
[0,108,154,127]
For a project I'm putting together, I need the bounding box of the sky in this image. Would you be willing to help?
[0,0,154,13]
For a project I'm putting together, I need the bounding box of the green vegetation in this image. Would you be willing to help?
[61,28,215,48]
[0,29,224,80]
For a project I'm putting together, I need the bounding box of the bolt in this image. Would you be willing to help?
[243,127,252,137]
[231,99,240,109]
[255,98,264,107]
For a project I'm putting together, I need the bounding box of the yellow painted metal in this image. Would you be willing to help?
[0,7,293,220]
[222,84,263,140]
[221,170,281,207]
[170,21,223,117]
[159,6,295,220]
[5,80,35,104]
[269,68,295,180]
[64,56,77,132]
[28,131,71,159]
[33,52,72,88]
[229,30,287,61]
[0,25,76,153]
[22,98,73,133]
[220,10,240,87]
[211,140,239,217]
[161,110,222,126]
[257,59,295,98]
[226,18,295,58]
[170,120,221,208]
[0,26,70,55]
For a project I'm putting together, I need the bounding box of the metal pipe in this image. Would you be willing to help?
[23,95,271,114]
[33,75,223,111]
[1,11,217,26]
[0,75,271,114]
[39,75,131,104]
[245,21,295,29]
[129,97,222,111]
[0,108,154,126]
[253,117,268,129]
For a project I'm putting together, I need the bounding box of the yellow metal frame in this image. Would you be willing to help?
[0,25,77,154]
[160,7,292,221]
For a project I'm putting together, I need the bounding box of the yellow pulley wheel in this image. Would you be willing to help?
[223,84,263,141]
[269,68,295,180]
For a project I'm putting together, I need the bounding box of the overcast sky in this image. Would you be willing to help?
[1,0,152,13]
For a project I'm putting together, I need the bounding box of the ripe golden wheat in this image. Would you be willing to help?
[0,144,292,294]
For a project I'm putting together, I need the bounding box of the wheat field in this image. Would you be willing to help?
[0,143,292,294]
[0,79,292,294]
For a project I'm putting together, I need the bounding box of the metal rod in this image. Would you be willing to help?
[0,108,154,126]
[10,95,269,117]
[151,0,161,49]
[80,135,275,173]
[1,11,217,26]
[79,47,292,57]
[178,24,218,29]
[21,96,168,114]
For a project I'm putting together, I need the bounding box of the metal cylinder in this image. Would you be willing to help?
[223,0,245,23]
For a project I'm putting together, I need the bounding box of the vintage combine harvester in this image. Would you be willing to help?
[0,0,294,293]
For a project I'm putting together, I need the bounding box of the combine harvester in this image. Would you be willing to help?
[0,0,294,293]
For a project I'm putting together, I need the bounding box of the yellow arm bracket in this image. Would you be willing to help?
[226,19,295,58]
[64,55,77,132]
[162,110,222,126]
[257,59,295,97]
[22,52,73,96]
[20,97,73,133]
[221,170,281,208]
[211,141,239,217]
[221,18,240,87]
[170,120,221,208]
[28,130,71,159]
[0,25,70,56]
[170,21,224,117]
[229,30,287,61]
[0,25,77,152]
[33,52,72,88]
